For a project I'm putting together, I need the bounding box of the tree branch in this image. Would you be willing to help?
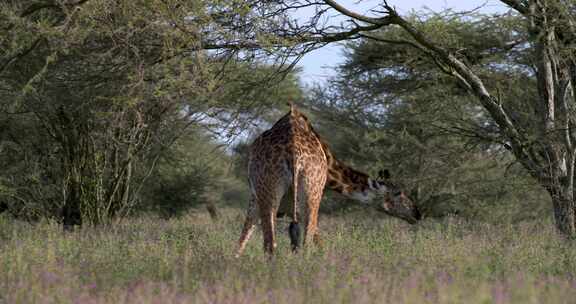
[0,38,43,75]
[359,34,473,90]
[316,1,543,179]
[499,0,529,16]
[20,0,92,18]
[323,0,393,25]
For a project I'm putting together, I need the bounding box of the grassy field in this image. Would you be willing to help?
[1,209,576,303]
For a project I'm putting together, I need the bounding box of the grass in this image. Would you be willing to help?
[1,209,576,303]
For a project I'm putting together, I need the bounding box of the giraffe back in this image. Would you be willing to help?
[248,110,327,201]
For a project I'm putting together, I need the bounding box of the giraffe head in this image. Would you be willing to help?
[373,169,421,224]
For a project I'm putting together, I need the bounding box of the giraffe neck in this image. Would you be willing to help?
[319,141,379,202]
[303,114,380,202]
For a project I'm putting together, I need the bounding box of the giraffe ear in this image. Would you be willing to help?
[378,169,391,180]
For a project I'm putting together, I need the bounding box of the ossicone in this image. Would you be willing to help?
[287,101,298,115]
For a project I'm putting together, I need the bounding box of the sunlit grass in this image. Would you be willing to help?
[0,209,575,303]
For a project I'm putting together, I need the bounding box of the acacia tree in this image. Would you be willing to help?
[303,11,552,221]
[274,0,576,235]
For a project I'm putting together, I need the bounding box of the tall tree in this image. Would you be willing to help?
[237,0,576,235]
[304,12,548,221]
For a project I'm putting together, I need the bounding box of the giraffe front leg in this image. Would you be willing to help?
[236,199,257,258]
[313,230,323,249]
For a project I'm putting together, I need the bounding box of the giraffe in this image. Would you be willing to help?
[235,104,420,256]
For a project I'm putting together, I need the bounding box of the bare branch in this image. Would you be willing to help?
[0,38,42,75]
[499,0,529,16]
[323,0,393,25]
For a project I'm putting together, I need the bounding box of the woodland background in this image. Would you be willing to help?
[1,1,575,302]
[0,0,551,226]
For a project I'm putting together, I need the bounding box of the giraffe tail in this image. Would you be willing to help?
[289,160,301,252]
[289,221,300,252]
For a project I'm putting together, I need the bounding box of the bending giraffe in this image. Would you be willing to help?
[236,104,421,256]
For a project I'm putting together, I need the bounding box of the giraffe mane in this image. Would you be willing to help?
[304,115,372,195]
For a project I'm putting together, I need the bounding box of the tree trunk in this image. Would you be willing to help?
[548,185,576,236]
[62,180,82,231]
[206,202,220,221]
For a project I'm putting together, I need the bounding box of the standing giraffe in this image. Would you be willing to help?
[236,104,420,256]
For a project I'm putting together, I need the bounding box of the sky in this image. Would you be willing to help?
[296,0,508,85]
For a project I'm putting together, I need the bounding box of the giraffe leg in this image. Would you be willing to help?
[301,172,326,248]
[236,199,258,258]
[303,204,319,246]
[250,177,286,256]
[260,205,276,255]
[313,229,323,248]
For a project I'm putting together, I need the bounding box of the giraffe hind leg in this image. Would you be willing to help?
[254,179,287,256]
[303,207,319,246]
[260,205,277,255]
[302,175,325,248]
